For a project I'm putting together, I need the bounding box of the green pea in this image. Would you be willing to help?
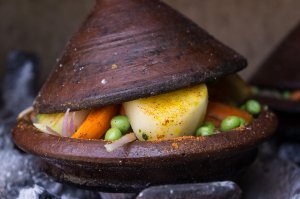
[105,128,122,141]
[239,118,246,126]
[111,115,130,134]
[203,121,215,131]
[196,126,214,136]
[245,99,261,115]
[220,116,241,132]
[282,91,291,99]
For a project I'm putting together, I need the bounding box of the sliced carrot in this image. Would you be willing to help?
[71,105,118,139]
[205,102,253,123]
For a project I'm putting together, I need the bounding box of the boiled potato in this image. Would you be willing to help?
[123,84,208,141]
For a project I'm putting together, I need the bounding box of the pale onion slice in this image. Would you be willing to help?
[62,108,70,137]
[104,133,137,152]
[33,123,60,136]
[46,126,60,136]
[69,112,75,137]
[18,106,34,120]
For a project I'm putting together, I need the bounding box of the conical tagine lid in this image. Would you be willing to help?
[250,22,300,90]
[34,0,247,113]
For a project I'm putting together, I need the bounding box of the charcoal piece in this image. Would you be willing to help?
[0,118,15,149]
[136,181,241,199]
[0,120,101,199]
[0,50,39,118]
[278,143,300,165]
[99,192,136,199]
[0,51,40,150]
[17,185,59,199]
[0,58,102,199]
[0,150,37,199]
[240,152,300,199]
[0,148,102,199]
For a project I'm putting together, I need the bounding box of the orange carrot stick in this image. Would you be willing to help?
[205,102,253,123]
[72,105,118,139]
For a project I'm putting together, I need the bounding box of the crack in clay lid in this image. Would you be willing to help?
[250,22,300,90]
[34,0,247,113]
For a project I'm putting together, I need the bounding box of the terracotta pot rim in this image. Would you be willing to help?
[12,109,277,164]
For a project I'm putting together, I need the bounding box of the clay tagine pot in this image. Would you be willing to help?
[13,0,277,192]
[250,22,300,140]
